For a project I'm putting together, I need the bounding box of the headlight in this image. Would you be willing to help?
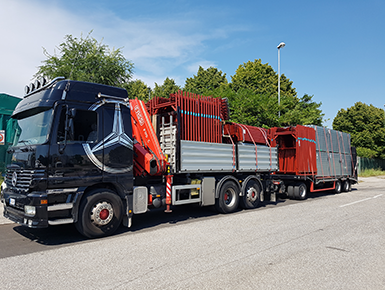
[24,205,36,217]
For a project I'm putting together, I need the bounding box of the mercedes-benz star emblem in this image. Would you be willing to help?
[12,171,17,187]
[83,100,133,174]
[91,103,133,152]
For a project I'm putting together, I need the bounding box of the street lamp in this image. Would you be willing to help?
[277,42,285,117]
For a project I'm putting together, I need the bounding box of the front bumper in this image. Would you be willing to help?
[2,189,49,228]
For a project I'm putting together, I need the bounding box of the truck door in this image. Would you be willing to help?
[48,103,103,188]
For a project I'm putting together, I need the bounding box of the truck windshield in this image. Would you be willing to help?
[13,109,54,146]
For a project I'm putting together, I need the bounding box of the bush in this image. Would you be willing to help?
[360,168,385,177]
[356,147,378,158]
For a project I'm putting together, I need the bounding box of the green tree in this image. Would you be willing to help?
[124,79,151,101]
[153,77,181,98]
[35,32,134,87]
[229,59,323,127]
[333,102,385,158]
[228,89,279,128]
[280,94,323,126]
[231,59,296,97]
[184,66,228,95]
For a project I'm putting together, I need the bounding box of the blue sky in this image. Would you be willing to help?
[0,0,384,128]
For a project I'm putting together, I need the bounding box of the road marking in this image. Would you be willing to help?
[339,194,383,208]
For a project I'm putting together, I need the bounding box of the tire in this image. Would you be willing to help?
[76,188,123,238]
[215,180,239,214]
[334,180,342,194]
[342,180,351,192]
[287,185,294,199]
[240,179,261,209]
[294,183,307,200]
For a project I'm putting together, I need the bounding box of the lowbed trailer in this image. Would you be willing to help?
[1,78,357,238]
[269,125,357,200]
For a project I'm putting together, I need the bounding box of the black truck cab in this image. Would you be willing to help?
[2,78,134,237]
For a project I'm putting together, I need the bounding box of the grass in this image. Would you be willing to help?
[0,175,3,184]
[359,168,385,177]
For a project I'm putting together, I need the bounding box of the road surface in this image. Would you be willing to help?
[0,177,384,289]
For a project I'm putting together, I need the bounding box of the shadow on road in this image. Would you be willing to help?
[10,199,284,247]
[10,188,345,247]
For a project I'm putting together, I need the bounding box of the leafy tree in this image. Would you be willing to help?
[228,89,279,128]
[231,59,296,97]
[228,59,323,127]
[333,102,385,158]
[280,94,323,126]
[124,79,151,101]
[153,77,181,98]
[184,66,228,95]
[35,32,134,87]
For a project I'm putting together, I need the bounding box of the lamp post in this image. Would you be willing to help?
[277,42,285,117]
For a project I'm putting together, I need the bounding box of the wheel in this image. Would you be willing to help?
[76,188,123,238]
[240,179,261,209]
[287,185,294,199]
[215,180,239,214]
[342,180,351,192]
[334,180,342,194]
[294,183,307,200]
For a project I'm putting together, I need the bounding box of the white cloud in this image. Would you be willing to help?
[186,61,218,75]
[0,1,235,96]
[0,1,92,96]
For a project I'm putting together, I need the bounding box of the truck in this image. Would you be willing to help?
[0,77,357,238]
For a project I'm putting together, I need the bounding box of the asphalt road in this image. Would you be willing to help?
[0,177,384,289]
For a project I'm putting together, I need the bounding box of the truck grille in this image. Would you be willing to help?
[5,168,45,193]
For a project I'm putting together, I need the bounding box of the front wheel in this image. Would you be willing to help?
[215,180,239,214]
[76,189,123,238]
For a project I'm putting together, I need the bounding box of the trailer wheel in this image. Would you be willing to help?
[76,188,123,238]
[334,180,342,194]
[342,180,351,192]
[287,185,294,199]
[215,180,239,214]
[240,179,261,209]
[294,183,307,200]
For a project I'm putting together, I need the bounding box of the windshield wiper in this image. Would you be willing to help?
[18,140,33,152]
[18,140,31,145]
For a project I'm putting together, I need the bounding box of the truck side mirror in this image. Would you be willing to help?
[65,107,75,141]
[60,107,76,153]
[69,108,76,118]
[66,119,75,141]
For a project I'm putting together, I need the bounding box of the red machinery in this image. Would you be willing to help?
[130,98,168,176]
[223,122,269,145]
[269,125,317,175]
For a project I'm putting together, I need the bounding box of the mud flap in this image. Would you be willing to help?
[122,216,132,228]
[123,195,134,228]
[270,192,277,203]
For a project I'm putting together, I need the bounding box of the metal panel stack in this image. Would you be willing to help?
[179,140,235,172]
[307,126,353,178]
[237,143,278,172]
[146,91,229,143]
